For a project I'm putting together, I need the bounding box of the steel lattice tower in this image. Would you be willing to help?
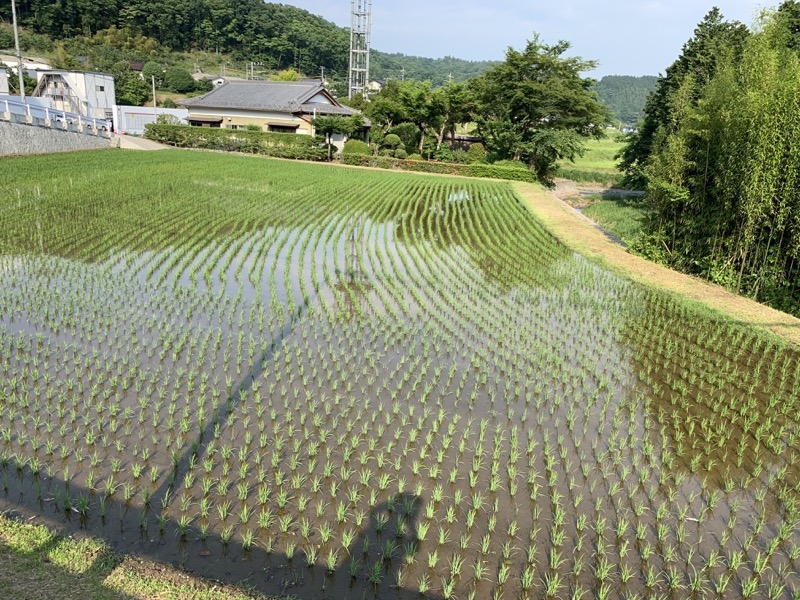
[348,0,372,99]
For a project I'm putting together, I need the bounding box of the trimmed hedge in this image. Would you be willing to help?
[340,155,536,183]
[144,124,328,161]
[343,139,371,155]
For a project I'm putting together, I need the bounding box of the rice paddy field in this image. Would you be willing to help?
[1,149,800,599]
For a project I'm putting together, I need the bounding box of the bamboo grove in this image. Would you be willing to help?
[1,150,800,598]
[624,4,800,316]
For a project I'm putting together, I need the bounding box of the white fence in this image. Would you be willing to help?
[0,95,111,138]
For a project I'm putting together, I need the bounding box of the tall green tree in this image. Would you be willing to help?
[636,6,800,314]
[617,8,749,187]
[470,35,609,184]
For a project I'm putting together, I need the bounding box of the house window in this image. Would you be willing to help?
[269,125,297,134]
[96,85,105,92]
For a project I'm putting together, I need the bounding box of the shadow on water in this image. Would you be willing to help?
[2,464,436,600]
[0,268,440,598]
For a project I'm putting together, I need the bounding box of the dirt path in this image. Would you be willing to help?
[513,182,800,347]
[116,135,168,151]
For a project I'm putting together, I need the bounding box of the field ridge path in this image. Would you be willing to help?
[513,181,800,347]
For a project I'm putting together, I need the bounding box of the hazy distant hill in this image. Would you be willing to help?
[2,0,495,85]
[595,75,658,126]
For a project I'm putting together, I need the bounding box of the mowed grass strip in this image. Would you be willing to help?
[514,181,800,346]
[0,514,285,600]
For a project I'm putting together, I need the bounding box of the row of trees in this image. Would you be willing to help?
[345,38,609,183]
[594,75,658,128]
[620,2,800,314]
[3,1,496,85]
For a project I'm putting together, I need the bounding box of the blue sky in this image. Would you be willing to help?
[293,1,766,76]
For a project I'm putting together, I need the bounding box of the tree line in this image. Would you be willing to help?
[594,75,658,127]
[1,0,494,86]
[620,2,800,315]
[342,36,608,184]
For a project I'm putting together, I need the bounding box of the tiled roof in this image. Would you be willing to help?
[298,103,359,117]
[183,81,333,113]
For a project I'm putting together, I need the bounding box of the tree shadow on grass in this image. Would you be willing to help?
[0,510,133,600]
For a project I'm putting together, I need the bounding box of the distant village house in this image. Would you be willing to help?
[181,80,368,149]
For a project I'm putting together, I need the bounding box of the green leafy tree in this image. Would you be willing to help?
[618,9,749,187]
[313,114,364,160]
[164,66,196,93]
[594,75,658,127]
[111,61,150,105]
[431,81,473,150]
[470,34,609,184]
[635,6,800,313]
[142,61,164,87]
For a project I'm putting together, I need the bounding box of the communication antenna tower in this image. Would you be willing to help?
[348,0,372,99]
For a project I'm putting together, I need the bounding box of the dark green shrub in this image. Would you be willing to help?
[493,159,529,170]
[395,149,408,160]
[388,123,421,154]
[164,67,196,94]
[466,142,488,163]
[144,124,327,161]
[343,139,371,155]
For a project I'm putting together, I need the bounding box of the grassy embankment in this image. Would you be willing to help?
[555,133,626,186]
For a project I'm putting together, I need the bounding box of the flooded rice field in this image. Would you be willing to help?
[1,151,799,599]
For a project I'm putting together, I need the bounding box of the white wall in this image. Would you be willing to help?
[116,106,189,135]
[0,71,8,95]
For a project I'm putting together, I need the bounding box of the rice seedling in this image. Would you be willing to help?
[0,151,798,599]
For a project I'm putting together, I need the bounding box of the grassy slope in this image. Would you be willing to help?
[581,195,649,244]
[556,134,625,185]
[513,181,800,347]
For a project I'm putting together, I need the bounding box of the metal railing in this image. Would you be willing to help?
[0,96,112,138]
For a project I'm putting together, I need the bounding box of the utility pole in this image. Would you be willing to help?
[11,0,25,99]
[401,66,405,82]
[152,76,157,118]
[320,66,325,84]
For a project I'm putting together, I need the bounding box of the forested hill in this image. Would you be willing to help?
[2,0,495,84]
[595,75,658,127]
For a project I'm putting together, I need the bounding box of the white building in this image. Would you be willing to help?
[0,70,8,95]
[31,71,115,120]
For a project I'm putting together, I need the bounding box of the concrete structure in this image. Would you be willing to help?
[349,0,372,99]
[114,105,189,135]
[0,120,110,156]
[1,94,111,132]
[31,71,115,121]
[182,81,366,136]
[0,70,8,95]
[0,53,51,74]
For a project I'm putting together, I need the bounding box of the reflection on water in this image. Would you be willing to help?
[1,166,799,598]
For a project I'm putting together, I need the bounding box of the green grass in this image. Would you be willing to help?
[0,514,279,600]
[563,134,625,171]
[556,133,626,184]
[581,195,649,244]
